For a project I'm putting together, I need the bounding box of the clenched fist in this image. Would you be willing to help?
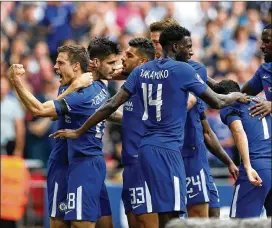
[8,64,25,80]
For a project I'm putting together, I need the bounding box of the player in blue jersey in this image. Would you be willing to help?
[9,43,121,228]
[119,37,155,228]
[50,25,250,228]
[208,23,272,119]
[213,79,271,218]
[149,19,239,218]
[242,23,272,118]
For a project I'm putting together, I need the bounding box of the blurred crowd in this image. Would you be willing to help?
[1,1,271,177]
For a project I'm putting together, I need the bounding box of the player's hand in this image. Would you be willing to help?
[49,129,80,139]
[236,93,251,104]
[73,72,93,90]
[246,167,262,187]
[248,99,271,120]
[228,162,239,181]
[8,64,25,80]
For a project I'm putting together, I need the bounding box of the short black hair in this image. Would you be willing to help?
[87,37,121,60]
[264,23,272,30]
[57,45,89,73]
[159,25,191,48]
[213,80,241,95]
[128,37,155,61]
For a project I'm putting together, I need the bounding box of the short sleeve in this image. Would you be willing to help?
[196,65,208,83]
[247,67,263,95]
[53,91,86,116]
[220,106,241,126]
[122,67,139,94]
[179,64,208,97]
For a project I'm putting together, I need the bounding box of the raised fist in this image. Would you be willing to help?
[8,64,25,79]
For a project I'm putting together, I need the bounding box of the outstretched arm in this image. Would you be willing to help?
[229,120,262,186]
[241,81,259,96]
[207,76,218,89]
[199,86,250,109]
[9,64,57,117]
[201,117,238,180]
[50,88,130,138]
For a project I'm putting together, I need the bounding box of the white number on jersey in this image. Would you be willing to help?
[141,83,163,122]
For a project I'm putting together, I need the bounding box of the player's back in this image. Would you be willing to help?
[220,97,271,171]
[64,80,109,160]
[134,58,206,152]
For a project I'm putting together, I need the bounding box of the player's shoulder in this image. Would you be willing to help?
[188,60,205,71]
[261,62,272,74]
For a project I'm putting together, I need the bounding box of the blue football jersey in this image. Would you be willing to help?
[121,93,144,165]
[49,85,69,164]
[183,61,208,151]
[123,58,208,152]
[54,80,109,161]
[247,63,272,101]
[220,98,272,171]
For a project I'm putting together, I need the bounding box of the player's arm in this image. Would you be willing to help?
[199,86,250,109]
[50,88,130,138]
[207,76,217,89]
[56,72,93,101]
[241,82,259,96]
[229,120,262,186]
[107,109,123,125]
[9,64,58,118]
[49,65,139,139]
[182,66,250,109]
[201,114,238,180]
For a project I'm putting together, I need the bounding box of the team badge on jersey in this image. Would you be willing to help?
[195,73,204,84]
[58,202,67,212]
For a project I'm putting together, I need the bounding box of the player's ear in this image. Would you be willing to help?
[73,62,80,72]
[92,58,100,68]
[172,43,178,53]
[140,57,148,64]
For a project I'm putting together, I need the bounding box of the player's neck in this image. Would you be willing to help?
[162,50,175,60]
[91,71,100,81]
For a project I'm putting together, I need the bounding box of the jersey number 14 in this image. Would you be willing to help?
[141,83,163,122]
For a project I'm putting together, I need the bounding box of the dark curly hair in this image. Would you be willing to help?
[159,25,191,48]
[87,37,121,60]
[213,80,241,95]
[128,37,155,60]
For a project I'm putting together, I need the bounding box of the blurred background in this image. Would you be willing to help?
[1,1,271,228]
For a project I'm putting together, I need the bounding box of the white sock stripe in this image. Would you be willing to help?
[51,182,58,217]
[76,186,82,220]
[174,176,181,211]
[145,182,152,213]
[231,184,240,218]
